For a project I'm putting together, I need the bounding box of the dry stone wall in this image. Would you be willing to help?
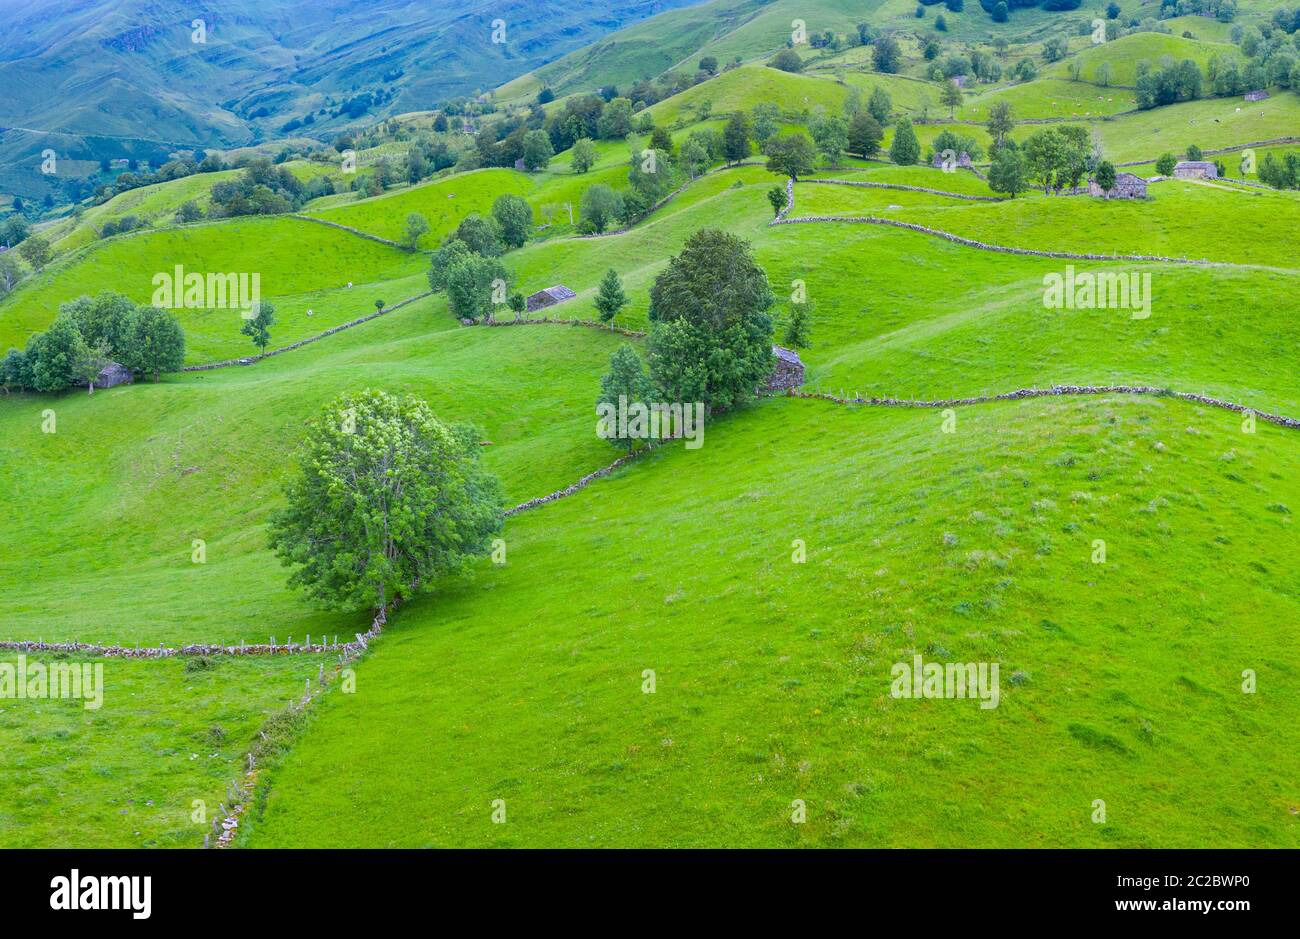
[181,292,432,372]
[802,178,1003,201]
[786,385,1300,429]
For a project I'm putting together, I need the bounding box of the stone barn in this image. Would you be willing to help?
[1244,89,1269,102]
[525,285,577,312]
[1088,171,1147,199]
[1173,161,1218,180]
[83,361,133,391]
[766,345,805,392]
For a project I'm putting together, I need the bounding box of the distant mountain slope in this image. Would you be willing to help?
[0,0,704,195]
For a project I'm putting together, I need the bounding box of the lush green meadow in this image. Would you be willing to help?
[0,303,626,650]
[244,394,1300,848]
[4,3,1299,850]
[793,176,1300,268]
[1043,32,1241,87]
[39,160,348,256]
[957,79,1139,122]
[0,217,427,361]
[0,653,330,848]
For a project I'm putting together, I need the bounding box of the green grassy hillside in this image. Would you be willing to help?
[242,392,1300,848]
[4,2,1299,853]
[1045,32,1242,87]
[794,177,1300,268]
[0,654,329,848]
[0,217,426,361]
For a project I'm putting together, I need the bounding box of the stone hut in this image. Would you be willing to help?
[83,361,133,391]
[1173,160,1218,179]
[951,75,967,89]
[1244,89,1269,102]
[1088,171,1147,199]
[766,345,805,392]
[525,285,577,312]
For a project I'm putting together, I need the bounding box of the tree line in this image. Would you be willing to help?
[2,293,185,394]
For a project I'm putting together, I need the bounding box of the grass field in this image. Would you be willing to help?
[0,217,427,361]
[1043,32,1241,88]
[5,4,1300,852]
[0,653,330,848]
[39,161,348,256]
[957,79,1139,122]
[242,393,1300,847]
[792,178,1300,268]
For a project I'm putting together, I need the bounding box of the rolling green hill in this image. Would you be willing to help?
[3,0,1299,853]
[1043,32,1242,88]
[0,217,426,361]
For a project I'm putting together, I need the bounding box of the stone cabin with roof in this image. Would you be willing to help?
[526,285,577,313]
[1088,171,1147,199]
[1173,160,1218,180]
[767,345,805,392]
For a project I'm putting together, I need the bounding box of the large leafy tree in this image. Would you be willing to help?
[571,137,597,173]
[752,103,781,143]
[25,315,88,392]
[18,235,51,272]
[873,35,902,73]
[428,239,474,291]
[986,101,1015,145]
[1094,160,1117,193]
[445,253,509,321]
[769,49,803,73]
[596,97,634,139]
[522,129,554,171]
[646,228,774,414]
[1,348,29,392]
[940,80,963,117]
[811,114,849,167]
[783,302,812,349]
[452,213,503,256]
[847,112,884,158]
[1021,126,1086,193]
[764,133,816,181]
[987,145,1028,198]
[491,194,532,249]
[61,292,136,358]
[129,305,186,379]
[269,390,504,611]
[867,87,893,125]
[579,183,624,233]
[403,212,430,249]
